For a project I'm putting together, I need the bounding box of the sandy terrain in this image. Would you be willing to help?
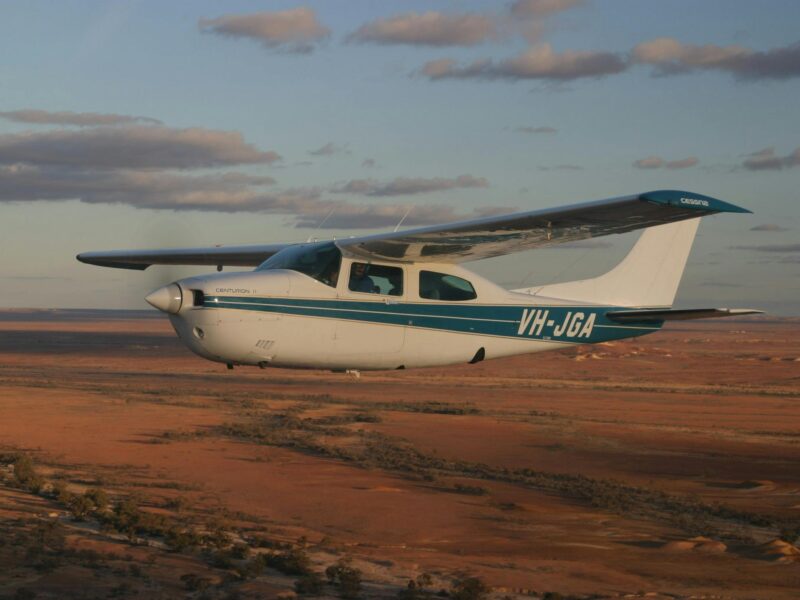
[0,309,798,599]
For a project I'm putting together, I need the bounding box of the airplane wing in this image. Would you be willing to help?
[76,243,290,270]
[337,190,750,263]
[77,190,749,270]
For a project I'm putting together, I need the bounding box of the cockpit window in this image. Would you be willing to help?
[257,242,341,287]
[348,262,403,296]
[419,271,477,301]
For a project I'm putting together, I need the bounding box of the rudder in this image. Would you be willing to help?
[514,218,700,308]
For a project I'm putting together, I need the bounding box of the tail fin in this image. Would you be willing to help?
[514,218,700,308]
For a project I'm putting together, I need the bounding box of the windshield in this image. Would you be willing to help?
[257,242,342,287]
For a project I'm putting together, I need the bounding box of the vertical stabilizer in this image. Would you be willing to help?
[514,218,700,307]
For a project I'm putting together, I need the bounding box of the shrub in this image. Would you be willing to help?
[231,543,251,559]
[449,577,489,600]
[165,527,202,552]
[68,494,96,521]
[452,484,488,496]
[326,558,362,599]
[84,488,109,511]
[398,574,434,600]
[12,455,43,493]
[181,573,212,592]
[295,572,325,596]
[779,525,800,545]
[266,547,313,576]
[52,481,73,504]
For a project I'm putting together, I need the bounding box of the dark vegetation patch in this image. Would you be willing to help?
[155,405,800,544]
[0,451,505,600]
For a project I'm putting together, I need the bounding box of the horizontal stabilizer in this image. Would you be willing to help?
[606,308,763,323]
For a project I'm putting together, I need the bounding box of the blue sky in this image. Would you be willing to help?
[0,0,798,312]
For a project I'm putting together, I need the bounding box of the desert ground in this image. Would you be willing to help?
[0,309,798,599]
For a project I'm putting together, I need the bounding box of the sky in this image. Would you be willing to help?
[0,0,798,313]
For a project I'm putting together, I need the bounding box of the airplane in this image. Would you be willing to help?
[77,190,761,372]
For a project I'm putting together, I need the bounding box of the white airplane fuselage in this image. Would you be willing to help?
[161,257,658,371]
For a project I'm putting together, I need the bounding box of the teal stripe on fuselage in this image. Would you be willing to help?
[203,295,662,344]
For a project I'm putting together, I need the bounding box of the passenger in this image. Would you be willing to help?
[386,272,402,296]
[349,263,377,293]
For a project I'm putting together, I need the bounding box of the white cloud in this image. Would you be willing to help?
[199,8,330,54]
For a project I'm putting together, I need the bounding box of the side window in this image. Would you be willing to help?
[419,271,477,301]
[348,263,403,296]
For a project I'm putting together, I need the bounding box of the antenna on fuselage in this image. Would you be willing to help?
[307,208,336,243]
[393,206,412,232]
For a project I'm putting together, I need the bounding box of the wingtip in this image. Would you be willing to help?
[642,190,751,214]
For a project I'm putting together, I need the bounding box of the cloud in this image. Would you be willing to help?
[308,142,350,157]
[750,224,790,232]
[633,155,698,169]
[741,147,800,171]
[0,112,494,229]
[420,43,627,81]
[731,243,800,252]
[0,126,280,170]
[538,164,582,171]
[632,38,800,80]
[348,11,496,47]
[0,157,494,229]
[666,157,699,169]
[509,0,585,18]
[0,109,161,126]
[332,175,488,196]
[633,156,663,169]
[0,164,282,211]
[1,275,71,281]
[472,205,519,217]
[515,125,557,134]
[199,7,330,54]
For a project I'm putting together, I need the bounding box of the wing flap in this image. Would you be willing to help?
[606,308,763,323]
[76,243,290,270]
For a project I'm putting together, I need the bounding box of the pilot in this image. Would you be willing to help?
[321,263,339,287]
[349,262,377,293]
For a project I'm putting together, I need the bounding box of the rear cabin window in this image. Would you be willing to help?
[348,263,403,296]
[419,271,477,301]
[256,242,341,288]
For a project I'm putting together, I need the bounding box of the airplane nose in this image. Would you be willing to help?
[145,283,183,314]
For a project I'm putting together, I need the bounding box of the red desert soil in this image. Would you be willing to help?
[1,310,799,599]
